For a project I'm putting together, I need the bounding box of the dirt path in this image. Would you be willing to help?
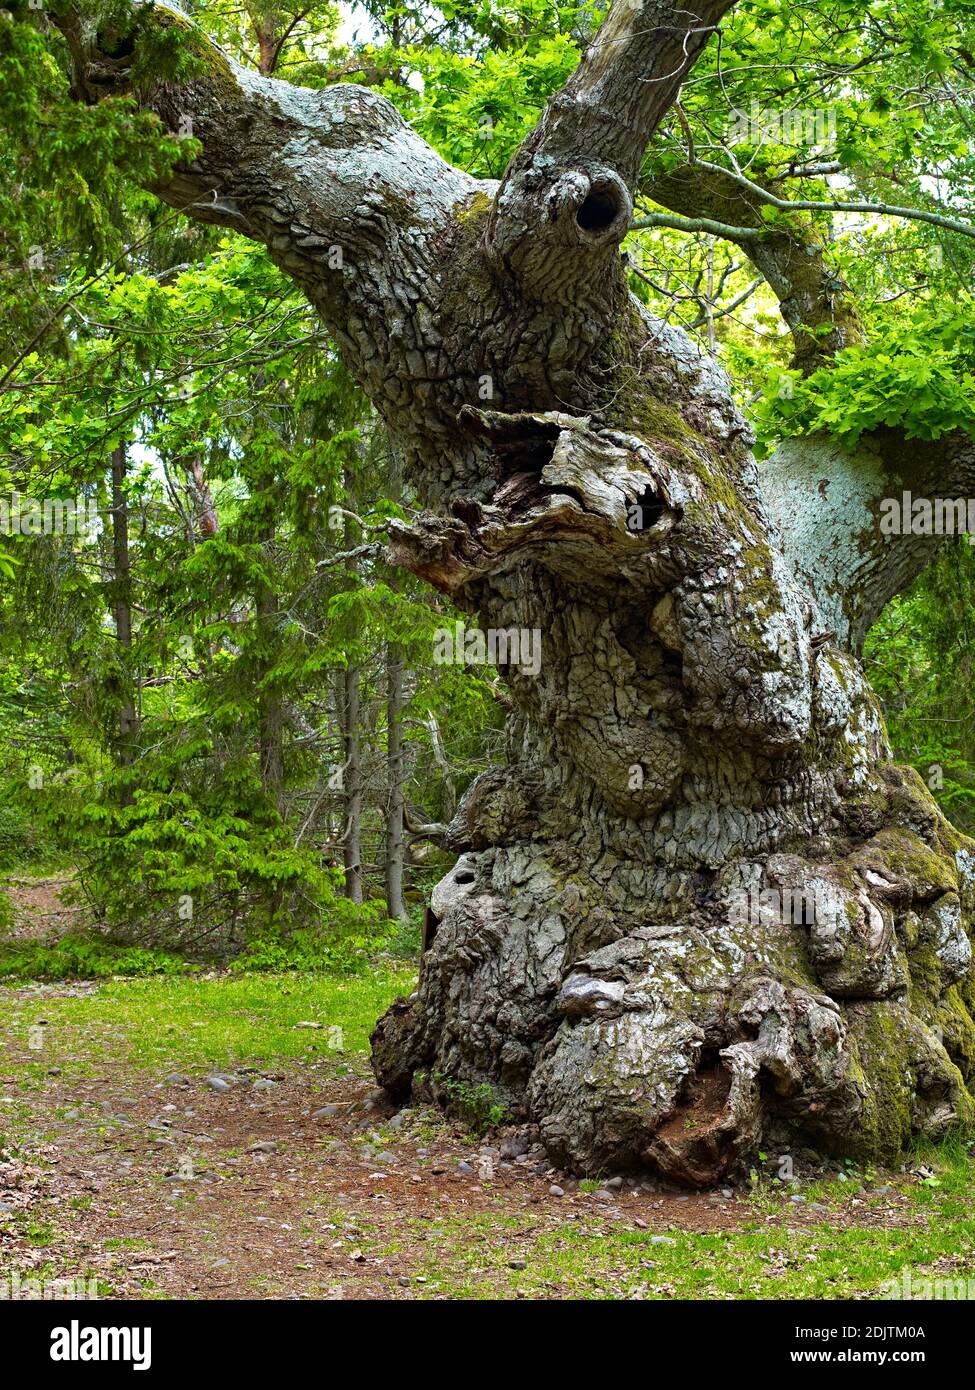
[2,876,80,941]
[0,981,938,1300]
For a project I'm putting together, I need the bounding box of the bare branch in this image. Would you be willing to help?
[631,209,761,239]
[694,159,975,245]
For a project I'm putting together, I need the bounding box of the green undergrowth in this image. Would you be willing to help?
[0,934,188,980]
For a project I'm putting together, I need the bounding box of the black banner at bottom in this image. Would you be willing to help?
[1,1295,968,1373]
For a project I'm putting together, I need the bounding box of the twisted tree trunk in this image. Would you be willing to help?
[61,0,975,1184]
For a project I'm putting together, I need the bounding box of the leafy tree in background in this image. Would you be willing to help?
[0,2,504,951]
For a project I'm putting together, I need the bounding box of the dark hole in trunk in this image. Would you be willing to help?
[626,484,665,532]
[96,31,136,59]
[576,187,620,233]
[422,905,440,956]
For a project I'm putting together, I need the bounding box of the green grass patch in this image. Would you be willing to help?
[0,966,416,1074]
[385,1206,975,1300]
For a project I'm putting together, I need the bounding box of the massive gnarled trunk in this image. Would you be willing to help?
[61,0,975,1184]
[375,373,975,1184]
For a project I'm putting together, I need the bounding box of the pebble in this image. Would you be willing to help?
[457,1161,475,1175]
[508,1259,526,1270]
[650,1235,676,1246]
[605,1176,623,1190]
[251,1079,277,1091]
[207,1076,232,1092]
[500,1135,530,1159]
[549,1184,564,1197]
[311,1105,340,1119]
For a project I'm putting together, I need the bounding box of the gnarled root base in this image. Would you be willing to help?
[372,772,975,1187]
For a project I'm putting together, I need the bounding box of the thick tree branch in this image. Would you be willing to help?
[513,0,738,189]
[56,2,484,420]
[486,0,736,305]
[639,161,864,371]
[762,429,975,652]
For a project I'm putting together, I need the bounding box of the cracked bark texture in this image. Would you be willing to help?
[64,0,975,1184]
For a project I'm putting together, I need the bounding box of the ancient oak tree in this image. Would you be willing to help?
[64,0,975,1183]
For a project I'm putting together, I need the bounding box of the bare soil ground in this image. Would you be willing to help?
[0,980,935,1302]
[3,876,81,940]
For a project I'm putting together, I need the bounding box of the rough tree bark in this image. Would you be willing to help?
[62,0,975,1183]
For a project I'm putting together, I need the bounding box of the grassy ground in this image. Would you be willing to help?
[2,963,975,1299]
[2,969,416,1074]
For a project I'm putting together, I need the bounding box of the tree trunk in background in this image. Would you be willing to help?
[335,464,365,905]
[385,643,407,921]
[255,519,285,816]
[425,713,456,823]
[109,443,138,771]
[383,439,408,922]
[338,664,363,904]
